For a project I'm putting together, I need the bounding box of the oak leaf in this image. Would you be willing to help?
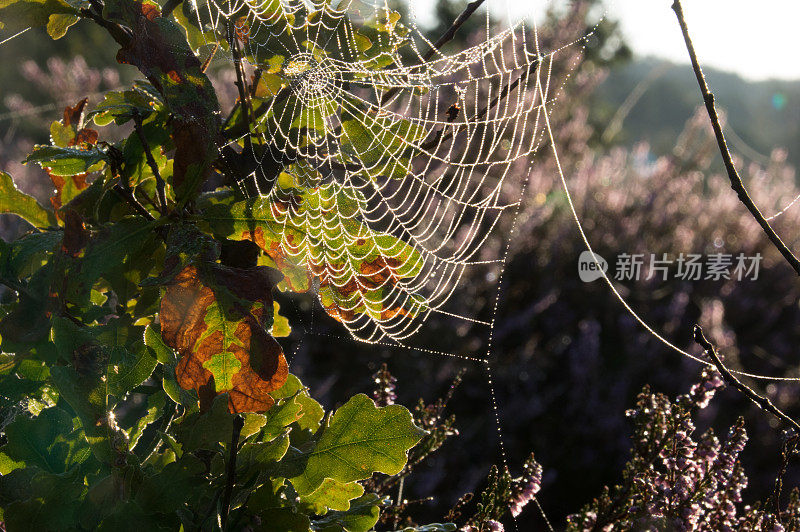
[160,264,288,413]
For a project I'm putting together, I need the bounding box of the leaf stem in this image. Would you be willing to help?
[132,110,168,215]
[671,0,800,276]
[113,185,155,221]
[220,414,244,530]
[107,146,155,221]
[162,0,183,17]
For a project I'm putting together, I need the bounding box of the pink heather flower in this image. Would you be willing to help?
[510,455,543,517]
[486,520,504,532]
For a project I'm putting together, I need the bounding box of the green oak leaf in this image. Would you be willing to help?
[107,342,157,397]
[24,145,108,176]
[3,468,87,530]
[134,454,206,515]
[144,324,177,365]
[1,406,90,474]
[301,478,365,514]
[0,0,80,39]
[271,373,324,435]
[310,493,381,532]
[290,393,424,494]
[173,394,234,452]
[0,171,58,228]
[0,230,61,280]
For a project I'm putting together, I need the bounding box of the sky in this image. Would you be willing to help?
[607,0,800,81]
[408,0,800,81]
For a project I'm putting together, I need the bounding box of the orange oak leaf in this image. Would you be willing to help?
[62,98,88,128]
[160,264,288,413]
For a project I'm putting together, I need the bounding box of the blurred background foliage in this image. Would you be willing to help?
[1,0,799,527]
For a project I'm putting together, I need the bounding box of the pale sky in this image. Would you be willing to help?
[408,0,800,81]
[607,0,800,81]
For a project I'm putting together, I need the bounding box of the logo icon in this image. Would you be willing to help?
[578,251,608,282]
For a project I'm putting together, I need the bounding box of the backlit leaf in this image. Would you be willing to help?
[0,171,58,228]
[301,478,365,514]
[290,393,424,494]
[200,185,425,326]
[160,263,288,413]
[0,0,80,39]
[310,493,381,532]
[24,145,108,177]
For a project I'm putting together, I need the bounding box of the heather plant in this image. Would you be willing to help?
[565,367,800,531]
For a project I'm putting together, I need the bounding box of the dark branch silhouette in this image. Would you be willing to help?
[380,0,487,104]
[132,110,167,214]
[672,0,800,276]
[220,414,245,529]
[693,324,800,434]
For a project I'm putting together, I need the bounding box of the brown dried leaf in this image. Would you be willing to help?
[160,264,288,413]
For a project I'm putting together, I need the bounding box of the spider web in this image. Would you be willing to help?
[190,3,565,526]
[186,0,556,345]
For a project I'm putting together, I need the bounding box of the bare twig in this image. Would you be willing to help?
[672,0,800,276]
[113,185,155,220]
[250,68,263,98]
[426,0,486,60]
[201,43,219,73]
[381,0,487,104]
[221,21,292,142]
[227,20,254,150]
[692,325,800,434]
[421,58,539,151]
[132,110,167,214]
[770,434,798,520]
[220,414,244,530]
[107,146,156,221]
[162,0,183,18]
[81,1,131,47]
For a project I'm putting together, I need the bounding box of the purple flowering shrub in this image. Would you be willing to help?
[564,368,800,531]
[424,367,800,531]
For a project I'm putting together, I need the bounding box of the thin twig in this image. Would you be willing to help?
[222,20,263,148]
[106,144,156,220]
[228,21,253,137]
[672,0,800,276]
[81,1,132,47]
[693,325,800,434]
[220,414,244,530]
[162,0,183,18]
[132,110,167,214]
[381,0,487,104]
[421,58,539,151]
[113,185,155,220]
[426,0,486,60]
[770,435,798,520]
[201,43,219,73]
[250,68,263,98]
